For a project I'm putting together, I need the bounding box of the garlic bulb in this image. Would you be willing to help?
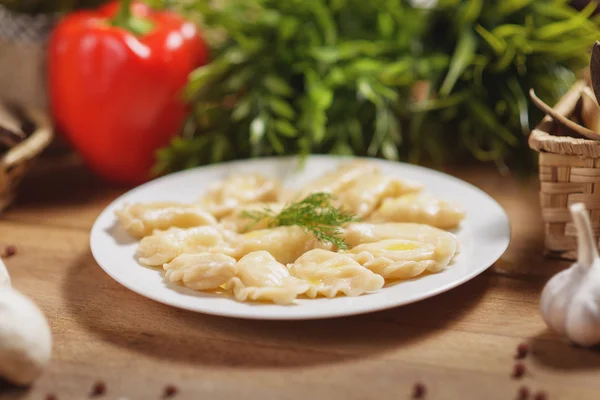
[540,203,600,347]
[0,256,52,386]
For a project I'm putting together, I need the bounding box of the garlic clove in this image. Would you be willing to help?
[540,268,579,337]
[0,257,10,288]
[564,279,600,347]
[0,287,52,386]
[540,202,600,347]
[0,256,52,386]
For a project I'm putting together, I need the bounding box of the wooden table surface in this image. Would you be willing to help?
[0,156,598,400]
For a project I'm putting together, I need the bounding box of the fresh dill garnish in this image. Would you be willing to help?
[241,192,358,249]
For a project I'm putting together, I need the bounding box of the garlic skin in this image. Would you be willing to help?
[540,203,600,347]
[0,257,52,386]
[0,256,10,287]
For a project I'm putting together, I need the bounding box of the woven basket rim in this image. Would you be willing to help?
[528,80,600,157]
[529,128,600,155]
[0,106,52,167]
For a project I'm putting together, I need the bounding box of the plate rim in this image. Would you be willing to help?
[90,155,511,320]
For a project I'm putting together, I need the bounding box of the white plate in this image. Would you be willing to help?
[90,156,510,320]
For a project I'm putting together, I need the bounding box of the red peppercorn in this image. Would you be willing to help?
[512,362,526,379]
[534,392,548,400]
[91,381,106,396]
[412,382,426,398]
[518,386,530,400]
[164,385,178,398]
[516,343,529,359]
[4,245,16,258]
[46,394,58,400]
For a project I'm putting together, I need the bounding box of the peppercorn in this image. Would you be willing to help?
[512,362,526,379]
[516,343,529,359]
[517,386,530,400]
[91,381,106,396]
[164,384,178,398]
[534,391,548,400]
[412,382,426,398]
[4,245,16,258]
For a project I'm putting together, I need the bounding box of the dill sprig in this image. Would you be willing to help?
[241,192,358,249]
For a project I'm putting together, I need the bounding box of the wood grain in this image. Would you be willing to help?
[1,157,599,400]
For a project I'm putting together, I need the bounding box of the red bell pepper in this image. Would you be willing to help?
[48,0,208,184]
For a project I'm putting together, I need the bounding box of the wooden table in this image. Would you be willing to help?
[0,156,598,400]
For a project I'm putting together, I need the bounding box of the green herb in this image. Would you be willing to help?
[154,0,600,174]
[241,192,358,249]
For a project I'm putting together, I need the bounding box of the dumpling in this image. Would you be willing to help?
[291,161,379,201]
[164,253,237,290]
[115,202,217,238]
[339,174,423,218]
[348,239,443,280]
[199,174,281,218]
[343,222,459,268]
[137,226,237,266]
[220,202,285,233]
[370,194,465,229]
[227,251,309,305]
[288,249,384,298]
[231,226,329,264]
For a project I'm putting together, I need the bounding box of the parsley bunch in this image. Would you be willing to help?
[155,0,600,174]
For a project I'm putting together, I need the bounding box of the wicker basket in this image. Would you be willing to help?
[529,80,600,260]
[0,5,56,113]
[0,104,53,213]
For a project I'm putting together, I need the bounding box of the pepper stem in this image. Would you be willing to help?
[571,202,599,267]
[115,0,133,25]
[111,0,155,36]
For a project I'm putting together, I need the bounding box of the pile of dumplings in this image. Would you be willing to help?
[115,162,465,305]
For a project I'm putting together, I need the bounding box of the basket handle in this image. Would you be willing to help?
[0,104,52,168]
[530,87,600,141]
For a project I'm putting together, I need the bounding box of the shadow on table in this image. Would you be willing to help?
[62,251,491,369]
[13,154,123,209]
[0,378,30,399]
[528,331,600,371]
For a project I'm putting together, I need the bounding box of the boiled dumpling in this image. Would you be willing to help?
[343,222,459,268]
[288,249,384,298]
[231,226,329,264]
[220,202,285,233]
[339,174,423,218]
[137,226,237,266]
[125,160,469,303]
[348,239,442,280]
[199,174,281,218]
[164,253,237,290]
[370,194,465,229]
[227,251,309,304]
[115,202,217,238]
[291,161,379,201]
